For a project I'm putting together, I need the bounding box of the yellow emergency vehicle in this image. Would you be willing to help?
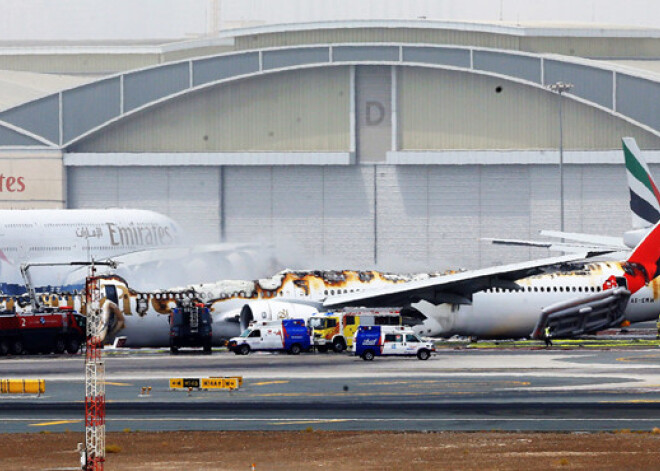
[308,309,401,353]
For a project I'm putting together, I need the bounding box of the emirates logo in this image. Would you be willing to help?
[602,275,618,290]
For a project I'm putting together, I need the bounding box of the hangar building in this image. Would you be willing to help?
[1,20,660,271]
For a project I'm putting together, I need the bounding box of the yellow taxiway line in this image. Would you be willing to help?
[29,420,82,427]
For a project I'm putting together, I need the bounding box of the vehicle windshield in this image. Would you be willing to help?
[239,329,252,338]
[309,318,325,329]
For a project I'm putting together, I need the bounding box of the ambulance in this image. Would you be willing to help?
[353,325,435,361]
[227,319,312,355]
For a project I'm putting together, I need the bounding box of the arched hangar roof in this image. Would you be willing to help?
[0,42,659,149]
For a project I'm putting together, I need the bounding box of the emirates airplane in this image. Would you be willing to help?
[25,217,660,347]
[0,209,261,294]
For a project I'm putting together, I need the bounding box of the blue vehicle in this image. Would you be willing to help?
[353,325,435,361]
[228,319,312,355]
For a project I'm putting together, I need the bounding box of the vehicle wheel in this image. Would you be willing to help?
[289,343,302,355]
[11,339,24,355]
[0,339,9,356]
[66,338,80,354]
[316,345,328,353]
[332,339,346,353]
[238,344,250,355]
[361,350,375,361]
[203,342,212,355]
[170,346,179,355]
[54,337,66,354]
[417,349,430,361]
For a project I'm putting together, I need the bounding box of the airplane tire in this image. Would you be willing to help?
[66,338,80,354]
[289,343,302,355]
[11,339,24,355]
[203,342,212,355]
[316,345,328,353]
[332,339,346,353]
[170,346,179,355]
[238,344,250,355]
[361,350,375,361]
[54,337,66,354]
[417,349,430,361]
[0,339,9,356]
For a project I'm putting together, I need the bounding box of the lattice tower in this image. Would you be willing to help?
[84,274,105,470]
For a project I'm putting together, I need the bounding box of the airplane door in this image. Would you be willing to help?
[105,285,119,305]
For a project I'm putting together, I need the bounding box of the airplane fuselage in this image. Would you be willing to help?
[420,261,660,339]
[0,209,181,288]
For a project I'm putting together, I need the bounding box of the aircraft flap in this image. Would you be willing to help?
[530,287,630,339]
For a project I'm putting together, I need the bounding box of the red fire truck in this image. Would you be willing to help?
[0,307,86,355]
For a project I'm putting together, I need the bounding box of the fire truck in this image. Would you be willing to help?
[309,309,401,353]
[169,298,213,354]
[0,307,86,355]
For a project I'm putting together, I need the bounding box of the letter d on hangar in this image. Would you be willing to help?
[366,101,386,126]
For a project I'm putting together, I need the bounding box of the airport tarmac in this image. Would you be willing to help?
[1,348,659,433]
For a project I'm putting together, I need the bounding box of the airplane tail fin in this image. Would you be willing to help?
[623,137,660,229]
[623,219,660,293]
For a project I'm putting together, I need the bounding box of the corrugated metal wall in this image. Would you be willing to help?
[0,54,160,75]
[67,166,221,243]
[399,67,660,150]
[70,67,350,153]
[235,28,520,50]
[223,165,377,268]
[68,161,639,271]
[233,28,660,59]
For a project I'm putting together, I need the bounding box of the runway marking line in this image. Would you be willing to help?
[29,420,82,427]
[103,382,132,386]
[365,380,530,387]
[600,400,660,403]
[250,380,290,386]
[269,419,349,425]
[8,417,660,424]
[616,353,660,363]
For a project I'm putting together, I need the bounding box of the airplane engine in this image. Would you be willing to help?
[97,300,125,344]
[236,301,320,331]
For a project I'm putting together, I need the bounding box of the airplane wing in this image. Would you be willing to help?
[539,230,626,249]
[323,251,612,309]
[481,237,624,253]
[530,287,630,339]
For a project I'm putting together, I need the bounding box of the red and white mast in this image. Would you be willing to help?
[84,265,106,470]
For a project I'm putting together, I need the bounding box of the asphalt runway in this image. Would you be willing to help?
[1,348,659,433]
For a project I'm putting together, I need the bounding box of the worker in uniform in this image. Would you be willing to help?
[543,326,553,348]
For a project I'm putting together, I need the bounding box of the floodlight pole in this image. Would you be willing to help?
[548,81,573,234]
